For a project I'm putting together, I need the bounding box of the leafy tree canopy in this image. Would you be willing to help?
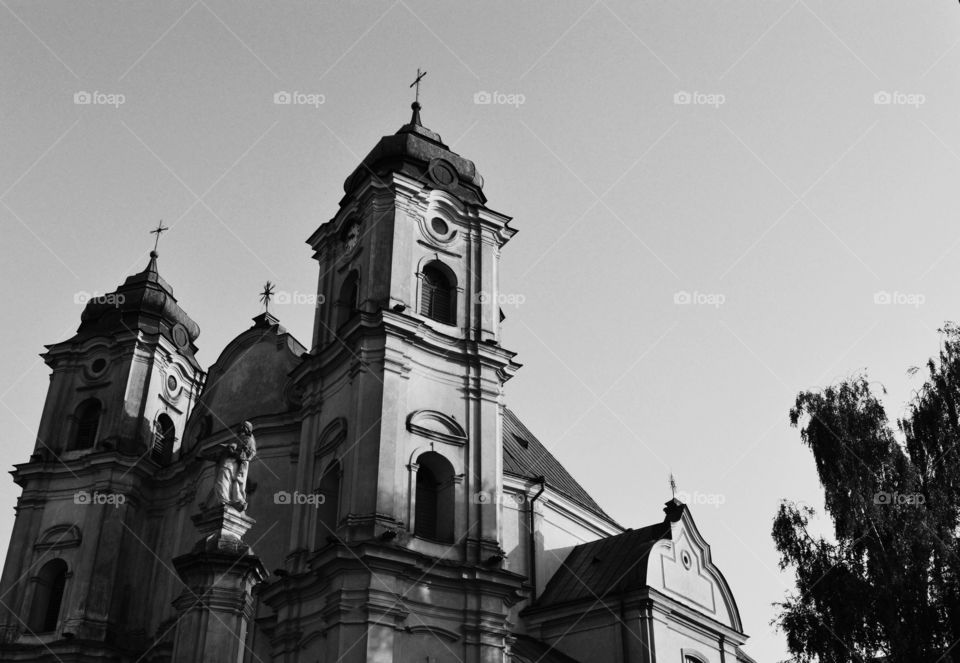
[775,323,960,663]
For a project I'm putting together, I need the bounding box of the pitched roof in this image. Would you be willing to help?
[502,408,613,521]
[536,522,672,607]
[510,635,582,663]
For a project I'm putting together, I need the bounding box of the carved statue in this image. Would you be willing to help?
[203,421,256,511]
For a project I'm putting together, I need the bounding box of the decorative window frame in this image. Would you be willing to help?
[406,410,467,446]
[34,525,82,552]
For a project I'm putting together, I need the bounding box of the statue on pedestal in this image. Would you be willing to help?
[203,421,256,512]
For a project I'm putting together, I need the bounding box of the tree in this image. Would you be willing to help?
[774,324,960,663]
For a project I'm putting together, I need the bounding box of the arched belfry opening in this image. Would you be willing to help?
[337,271,360,329]
[315,461,341,549]
[414,452,456,543]
[152,414,176,465]
[70,399,101,451]
[27,559,67,634]
[419,262,456,325]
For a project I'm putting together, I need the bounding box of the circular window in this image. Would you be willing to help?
[428,160,456,186]
[91,358,107,374]
[430,217,449,235]
[172,324,189,349]
[681,550,692,569]
[166,375,178,392]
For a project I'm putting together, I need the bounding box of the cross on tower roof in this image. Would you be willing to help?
[410,68,427,104]
[149,220,169,254]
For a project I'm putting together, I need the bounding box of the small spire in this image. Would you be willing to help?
[145,250,159,276]
[669,473,677,499]
[409,101,422,127]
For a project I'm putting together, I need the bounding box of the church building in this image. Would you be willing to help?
[0,100,757,663]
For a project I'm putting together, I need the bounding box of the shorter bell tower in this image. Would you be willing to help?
[0,249,204,651]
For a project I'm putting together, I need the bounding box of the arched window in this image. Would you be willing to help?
[337,271,359,328]
[414,452,455,542]
[419,262,456,325]
[152,414,175,465]
[315,461,341,549]
[71,399,101,450]
[27,559,67,633]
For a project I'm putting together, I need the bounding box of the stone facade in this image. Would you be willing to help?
[0,104,757,663]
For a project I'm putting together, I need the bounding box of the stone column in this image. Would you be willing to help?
[170,506,266,663]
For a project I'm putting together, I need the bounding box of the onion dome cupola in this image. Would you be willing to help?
[73,250,201,370]
[342,102,487,205]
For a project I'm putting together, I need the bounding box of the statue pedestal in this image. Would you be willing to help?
[170,505,266,663]
[190,504,257,554]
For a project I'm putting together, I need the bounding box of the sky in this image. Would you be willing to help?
[2,2,960,661]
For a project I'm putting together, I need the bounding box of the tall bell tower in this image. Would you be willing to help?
[261,101,526,662]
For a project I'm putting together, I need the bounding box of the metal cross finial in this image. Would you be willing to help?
[410,68,427,103]
[669,473,677,499]
[150,220,169,252]
[259,281,276,313]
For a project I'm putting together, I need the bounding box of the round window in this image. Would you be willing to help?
[430,217,449,235]
[681,550,692,569]
[91,358,107,374]
[166,375,178,392]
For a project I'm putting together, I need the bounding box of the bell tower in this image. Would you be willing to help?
[261,101,525,662]
[0,250,204,650]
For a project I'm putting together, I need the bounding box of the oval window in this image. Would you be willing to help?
[430,217,449,235]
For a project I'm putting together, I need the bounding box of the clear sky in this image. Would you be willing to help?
[3,2,960,660]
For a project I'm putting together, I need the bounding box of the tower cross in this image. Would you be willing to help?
[410,68,427,103]
[149,220,169,252]
[259,281,276,313]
